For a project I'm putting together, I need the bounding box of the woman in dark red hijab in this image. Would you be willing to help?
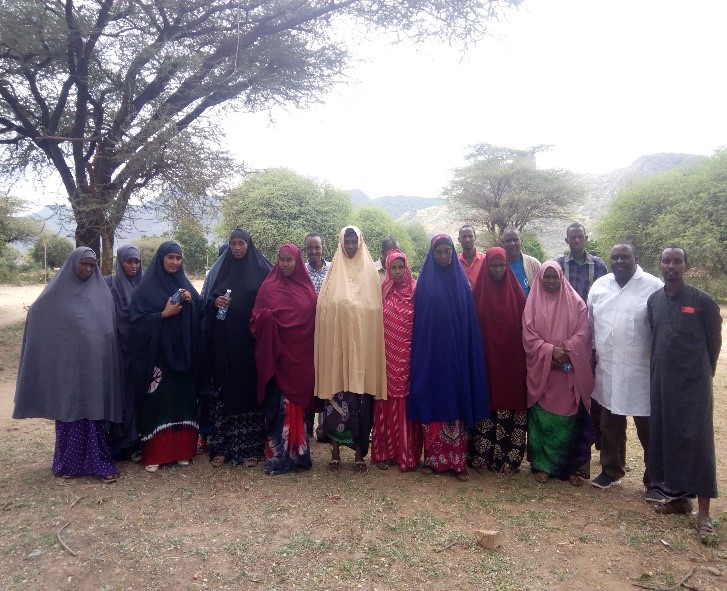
[471,246,528,474]
[251,243,318,475]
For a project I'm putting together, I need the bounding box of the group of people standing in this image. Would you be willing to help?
[12,221,722,545]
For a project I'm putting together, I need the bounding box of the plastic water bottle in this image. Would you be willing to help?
[216,289,232,320]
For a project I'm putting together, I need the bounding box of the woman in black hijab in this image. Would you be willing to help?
[14,247,122,481]
[104,244,143,460]
[129,241,204,472]
[202,229,272,466]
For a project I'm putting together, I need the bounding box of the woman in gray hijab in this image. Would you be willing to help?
[104,244,143,460]
[14,247,123,481]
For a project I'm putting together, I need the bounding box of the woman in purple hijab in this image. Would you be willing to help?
[14,247,123,481]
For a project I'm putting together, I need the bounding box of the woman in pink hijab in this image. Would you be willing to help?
[522,262,594,486]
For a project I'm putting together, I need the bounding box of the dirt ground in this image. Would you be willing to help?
[0,285,726,591]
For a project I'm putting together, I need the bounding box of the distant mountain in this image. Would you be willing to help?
[347,191,446,220]
[18,154,703,258]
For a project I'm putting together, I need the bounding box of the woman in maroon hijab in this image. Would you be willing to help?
[471,246,528,474]
[251,243,319,475]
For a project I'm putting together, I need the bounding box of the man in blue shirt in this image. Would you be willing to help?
[500,226,540,297]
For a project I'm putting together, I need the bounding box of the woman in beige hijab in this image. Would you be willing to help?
[314,226,387,474]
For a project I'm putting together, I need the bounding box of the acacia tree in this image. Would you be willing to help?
[444,143,584,240]
[0,0,517,273]
[1,194,39,245]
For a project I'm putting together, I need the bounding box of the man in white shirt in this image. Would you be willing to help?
[587,243,662,491]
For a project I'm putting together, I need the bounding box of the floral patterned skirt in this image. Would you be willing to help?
[469,409,527,472]
[423,420,467,474]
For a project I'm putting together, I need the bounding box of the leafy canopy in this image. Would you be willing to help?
[0,0,518,272]
[598,149,727,291]
[218,168,352,260]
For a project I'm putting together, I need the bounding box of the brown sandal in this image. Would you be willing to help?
[569,474,586,487]
[697,519,717,545]
[210,455,225,467]
[354,461,368,475]
[534,471,549,484]
[328,459,341,473]
[376,462,389,470]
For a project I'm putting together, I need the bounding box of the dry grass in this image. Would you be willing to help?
[1,314,726,591]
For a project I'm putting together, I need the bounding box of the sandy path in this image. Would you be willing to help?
[0,284,45,328]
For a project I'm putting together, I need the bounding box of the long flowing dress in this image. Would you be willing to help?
[129,241,203,467]
[202,229,272,464]
[647,283,722,499]
[251,243,320,475]
[104,244,143,458]
[471,247,528,473]
[522,262,594,480]
[14,247,123,479]
[314,226,387,458]
[408,234,489,476]
[371,249,423,471]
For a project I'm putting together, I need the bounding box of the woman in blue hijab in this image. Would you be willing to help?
[408,234,489,481]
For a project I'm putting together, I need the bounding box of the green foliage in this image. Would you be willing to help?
[402,222,431,273]
[445,144,585,237]
[522,232,546,262]
[352,206,419,269]
[598,150,727,296]
[134,235,172,270]
[0,195,38,244]
[219,168,352,260]
[30,234,74,268]
[173,219,209,276]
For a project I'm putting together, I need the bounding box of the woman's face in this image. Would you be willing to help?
[163,252,183,274]
[229,237,248,260]
[76,257,97,281]
[542,267,561,293]
[343,232,359,259]
[278,251,295,277]
[488,257,507,282]
[122,257,141,278]
[389,257,406,284]
[433,243,452,267]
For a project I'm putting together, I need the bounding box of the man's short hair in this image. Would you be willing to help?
[458,224,476,238]
[381,236,398,251]
[660,244,689,266]
[566,222,586,236]
[612,242,637,257]
[304,232,323,245]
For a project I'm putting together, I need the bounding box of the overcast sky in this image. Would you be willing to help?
[224,0,727,199]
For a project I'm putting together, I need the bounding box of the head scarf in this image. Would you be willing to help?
[381,249,416,398]
[473,247,527,411]
[314,225,386,400]
[14,247,122,422]
[522,261,593,415]
[129,241,203,399]
[201,229,272,412]
[408,234,489,427]
[105,244,143,355]
[251,243,318,409]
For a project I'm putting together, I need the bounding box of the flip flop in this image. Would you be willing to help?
[569,474,586,487]
[210,455,225,467]
[328,459,341,473]
[354,461,368,475]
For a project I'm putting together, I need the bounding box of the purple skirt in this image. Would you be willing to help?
[52,420,118,479]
